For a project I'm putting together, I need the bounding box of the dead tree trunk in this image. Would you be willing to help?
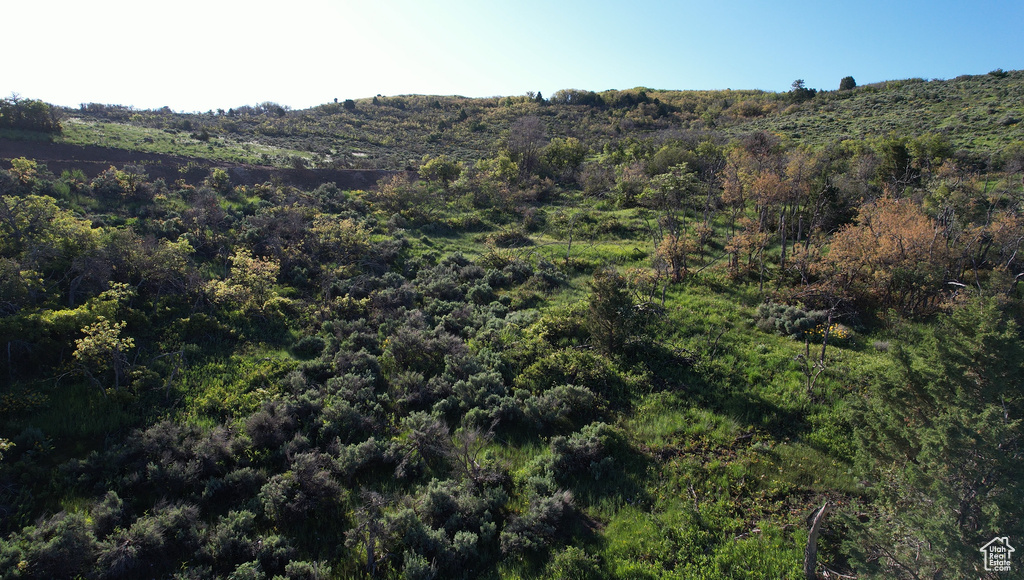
[803,501,830,580]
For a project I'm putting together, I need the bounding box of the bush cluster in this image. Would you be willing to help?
[754,303,827,339]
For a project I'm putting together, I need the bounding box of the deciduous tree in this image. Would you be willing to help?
[507,116,547,177]
[210,248,281,314]
[419,154,462,188]
[542,137,588,182]
[816,196,951,316]
[0,96,61,133]
[74,316,135,391]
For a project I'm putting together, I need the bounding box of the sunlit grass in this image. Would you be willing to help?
[176,345,298,423]
[59,118,312,165]
[627,393,742,451]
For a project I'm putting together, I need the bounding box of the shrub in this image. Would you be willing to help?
[545,545,607,580]
[525,259,567,291]
[2,512,98,579]
[392,412,452,479]
[466,283,497,305]
[451,370,505,410]
[259,451,345,527]
[283,560,333,579]
[228,561,264,580]
[488,228,532,248]
[317,398,375,444]
[516,349,627,404]
[255,534,296,575]
[525,385,603,433]
[544,422,623,484]
[499,490,576,555]
[526,306,588,348]
[94,421,240,499]
[587,268,647,354]
[292,335,325,359]
[416,478,503,538]
[99,502,201,579]
[381,325,465,380]
[336,438,390,482]
[403,551,437,580]
[245,400,298,451]
[202,510,258,572]
[754,303,827,339]
[205,467,266,508]
[90,490,127,538]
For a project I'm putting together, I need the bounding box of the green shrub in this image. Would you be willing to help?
[402,551,437,580]
[499,490,576,555]
[545,545,607,579]
[754,303,826,339]
[292,335,325,359]
[98,503,201,579]
[202,510,258,573]
[488,228,532,248]
[283,560,332,579]
[543,422,624,485]
[516,349,628,404]
[0,512,97,579]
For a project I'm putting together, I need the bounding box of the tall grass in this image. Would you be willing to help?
[2,379,145,458]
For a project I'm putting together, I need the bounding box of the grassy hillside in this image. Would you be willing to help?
[31,69,1024,171]
[735,71,1024,150]
[0,71,1022,579]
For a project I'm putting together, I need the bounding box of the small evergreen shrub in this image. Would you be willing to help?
[292,335,325,359]
[499,490,576,555]
[754,303,827,339]
[488,228,532,248]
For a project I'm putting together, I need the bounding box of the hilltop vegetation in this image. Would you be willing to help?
[30,69,1024,171]
[0,70,1022,579]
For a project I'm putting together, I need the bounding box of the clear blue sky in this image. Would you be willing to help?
[3,0,1022,112]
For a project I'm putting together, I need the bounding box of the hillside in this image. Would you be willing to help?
[7,69,1020,173]
[0,71,1022,579]
[736,72,1024,150]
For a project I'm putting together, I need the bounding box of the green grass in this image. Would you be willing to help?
[1,380,144,443]
[747,441,859,493]
[395,194,885,574]
[59,117,313,165]
[176,346,298,423]
[627,393,743,451]
[734,72,1024,151]
[0,128,55,141]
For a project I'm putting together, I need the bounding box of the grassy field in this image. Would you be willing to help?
[59,117,315,166]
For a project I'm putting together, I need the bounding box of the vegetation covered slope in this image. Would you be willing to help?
[0,69,1022,579]
[24,69,1024,171]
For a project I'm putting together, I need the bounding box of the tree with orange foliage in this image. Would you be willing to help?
[816,196,952,316]
[655,232,697,282]
[986,211,1024,295]
[725,216,770,282]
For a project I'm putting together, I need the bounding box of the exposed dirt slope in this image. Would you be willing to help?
[0,138,406,189]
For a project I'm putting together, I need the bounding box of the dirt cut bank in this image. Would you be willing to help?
[0,138,409,190]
